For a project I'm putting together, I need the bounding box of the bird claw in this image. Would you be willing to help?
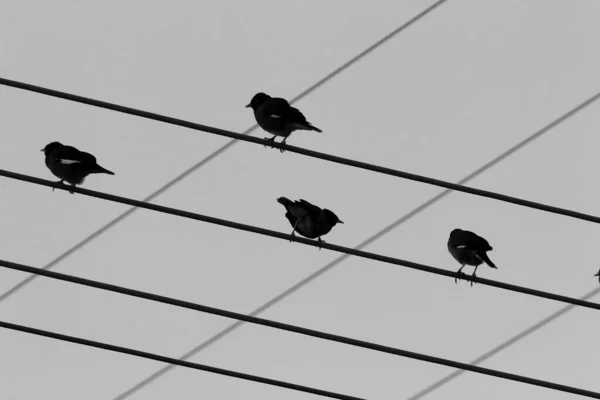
[264,137,277,149]
[454,272,466,284]
[317,238,325,250]
[469,273,477,287]
[52,180,64,192]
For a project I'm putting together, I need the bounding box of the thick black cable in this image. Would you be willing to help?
[407,286,600,400]
[0,0,450,306]
[0,319,362,400]
[1,77,600,225]
[1,259,598,399]
[111,91,589,399]
[1,168,599,312]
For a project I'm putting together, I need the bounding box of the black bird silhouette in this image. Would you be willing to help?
[246,92,322,151]
[447,228,497,285]
[41,142,114,194]
[595,269,600,283]
[277,197,343,248]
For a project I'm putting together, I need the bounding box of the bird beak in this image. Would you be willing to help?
[245,104,251,108]
[338,219,344,224]
[40,148,45,152]
[595,271,600,277]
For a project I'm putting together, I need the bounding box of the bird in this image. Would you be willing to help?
[447,228,497,285]
[246,92,322,151]
[41,141,114,194]
[595,269,600,283]
[277,197,343,248]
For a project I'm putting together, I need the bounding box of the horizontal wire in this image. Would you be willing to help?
[1,259,598,399]
[0,318,362,400]
[111,88,584,399]
[407,286,600,400]
[1,168,599,312]
[1,77,600,225]
[0,0,452,307]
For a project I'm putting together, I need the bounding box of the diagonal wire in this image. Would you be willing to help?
[3,167,600,310]
[407,286,600,400]
[109,87,599,400]
[6,77,600,224]
[0,259,599,399]
[0,0,449,306]
[0,319,364,400]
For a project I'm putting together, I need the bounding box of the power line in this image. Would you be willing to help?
[1,168,599,311]
[0,0,449,306]
[407,286,600,399]
[1,259,598,399]
[0,319,363,400]
[2,77,600,225]
[111,88,590,399]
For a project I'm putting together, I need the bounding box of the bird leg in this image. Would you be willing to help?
[68,183,76,195]
[52,179,64,192]
[470,265,479,287]
[289,221,298,243]
[278,137,288,153]
[455,264,465,284]
[264,136,277,149]
[317,237,326,250]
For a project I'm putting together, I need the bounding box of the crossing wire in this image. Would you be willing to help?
[1,168,600,312]
[0,0,450,306]
[0,318,363,400]
[2,76,600,225]
[0,258,598,399]
[111,88,600,399]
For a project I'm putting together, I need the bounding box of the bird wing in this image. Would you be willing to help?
[298,199,323,216]
[284,211,297,227]
[459,231,492,251]
[265,98,310,125]
[54,146,97,165]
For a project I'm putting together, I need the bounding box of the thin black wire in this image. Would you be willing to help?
[0,0,449,305]
[1,168,599,312]
[112,89,600,399]
[0,319,363,400]
[2,76,600,225]
[407,286,600,399]
[1,259,598,399]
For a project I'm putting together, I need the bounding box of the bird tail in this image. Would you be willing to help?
[293,122,322,133]
[307,123,322,133]
[479,252,498,269]
[277,197,292,207]
[92,164,115,175]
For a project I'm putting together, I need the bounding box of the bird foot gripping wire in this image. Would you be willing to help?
[469,273,477,287]
[317,237,326,250]
[263,137,286,153]
[454,271,476,286]
[454,271,466,284]
[52,180,74,194]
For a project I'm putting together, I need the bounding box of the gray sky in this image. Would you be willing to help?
[1,0,600,399]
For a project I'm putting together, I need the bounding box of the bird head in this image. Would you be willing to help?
[448,228,465,245]
[41,141,63,155]
[595,269,600,277]
[277,197,292,207]
[246,92,271,110]
[324,209,344,226]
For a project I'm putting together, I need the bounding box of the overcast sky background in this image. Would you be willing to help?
[1,0,600,399]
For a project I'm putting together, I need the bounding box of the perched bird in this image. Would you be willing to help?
[41,141,114,193]
[447,228,497,285]
[246,92,322,151]
[277,197,343,248]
